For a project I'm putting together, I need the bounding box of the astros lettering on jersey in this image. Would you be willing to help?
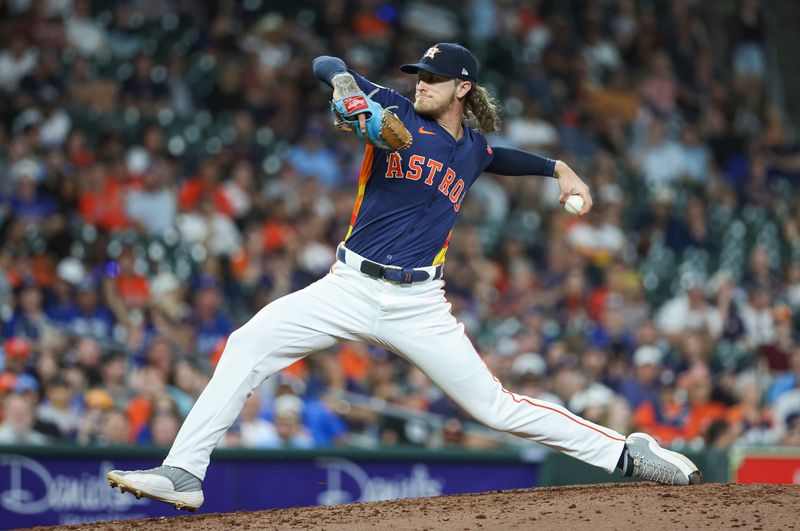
[343,71,494,269]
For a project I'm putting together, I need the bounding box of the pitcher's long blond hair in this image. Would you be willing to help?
[463,84,501,133]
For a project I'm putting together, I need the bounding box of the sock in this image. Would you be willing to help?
[617,447,633,476]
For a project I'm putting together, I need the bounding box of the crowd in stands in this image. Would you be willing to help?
[1,0,799,453]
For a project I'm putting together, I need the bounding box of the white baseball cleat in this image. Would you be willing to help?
[107,465,204,511]
[623,433,703,485]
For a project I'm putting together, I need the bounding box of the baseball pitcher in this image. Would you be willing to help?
[108,43,701,511]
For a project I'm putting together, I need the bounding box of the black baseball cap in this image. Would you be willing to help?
[400,43,478,82]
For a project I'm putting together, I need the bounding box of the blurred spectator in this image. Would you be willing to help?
[176,196,242,257]
[49,277,115,340]
[631,119,685,185]
[100,351,131,410]
[189,276,232,358]
[65,0,108,57]
[106,5,144,59]
[73,336,104,387]
[618,345,664,411]
[0,34,37,93]
[36,378,80,440]
[768,347,800,404]
[178,158,234,217]
[582,20,622,86]
[267,393,314,449]
[656,278,723,342]
[127,365,168,442]
[204,61,245,114]
[566,203,625,267]
[96,408,130,446]
[237,393,278,448]
[726,372,775,446]
[710,270,746,342]
[165,54,195,119]
[730,0,766,114]
[285,124,341,188]
[124,164,177,235]
[638,51,678,118]
[512,352,562,406]
[679,365,728,442]
[78,164,128,231]
[569,381,629,435]
[740,286,776,350]
[121,55,168,114]
[782,413,800,446]
[13,86,72,147]
[4,282,54,341]
[114,245,150,309]
[504,103,559,152]
[665,197,712,253]
[169,359,204,418]
[744,245,781,295]
[126,124,164,178]
[7,160,57,226]
[19,49,61,100]
[675,124,711,184]
[2,336,33,374]
[403,1,459,41]
[772,388,800,443]
[149,409,181,447]
[0,393,48,444]
[76,387,115,445]
[222,159,256,220]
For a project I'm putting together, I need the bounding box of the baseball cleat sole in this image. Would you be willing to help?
[108,471,202,511]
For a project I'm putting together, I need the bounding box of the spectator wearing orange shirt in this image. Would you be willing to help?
[678,365,728,442]
[178,158,234,217]
[77,162,128,231]
[112,244,149,310]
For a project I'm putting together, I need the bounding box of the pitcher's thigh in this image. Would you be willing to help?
[220,274,372,366]
[386,321,502,421]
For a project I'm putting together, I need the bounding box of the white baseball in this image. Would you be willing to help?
[564,195,584,215]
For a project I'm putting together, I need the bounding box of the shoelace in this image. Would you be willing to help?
[631,453,678,484]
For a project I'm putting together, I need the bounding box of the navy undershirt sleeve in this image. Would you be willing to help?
[485,147,556,177]
[312,56,348,87]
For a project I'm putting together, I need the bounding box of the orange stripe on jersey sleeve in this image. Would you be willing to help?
[432,229,452,266]
[345,144,375,242]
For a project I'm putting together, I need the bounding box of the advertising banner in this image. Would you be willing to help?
[0,448,538,529]
[732,449,800,484]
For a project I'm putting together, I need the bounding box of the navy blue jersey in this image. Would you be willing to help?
[344,71,494,268]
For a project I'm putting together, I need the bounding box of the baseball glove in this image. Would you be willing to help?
[331,89,413,152]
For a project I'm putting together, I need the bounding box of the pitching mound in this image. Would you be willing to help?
[21,483,797,531]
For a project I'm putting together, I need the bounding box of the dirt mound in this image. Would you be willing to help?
[20,483,797,531]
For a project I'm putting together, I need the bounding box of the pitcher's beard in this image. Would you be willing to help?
[414,93,456,118]
[413,101,439,118]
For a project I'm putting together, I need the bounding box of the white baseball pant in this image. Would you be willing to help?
[163,246,626,480]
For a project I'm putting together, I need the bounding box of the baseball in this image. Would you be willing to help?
[564,195,584,215]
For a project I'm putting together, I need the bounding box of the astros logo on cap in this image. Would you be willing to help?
[423,46,443,60]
